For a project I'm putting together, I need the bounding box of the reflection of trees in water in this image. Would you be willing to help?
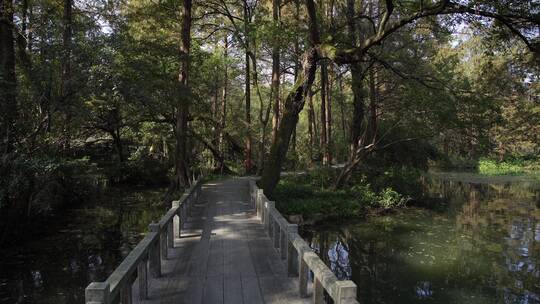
[311,177,540,304]
[450,180,540,303]
[0,187,165,304]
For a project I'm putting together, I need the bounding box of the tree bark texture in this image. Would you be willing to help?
[260,0,320,197]
[175,0,192,188]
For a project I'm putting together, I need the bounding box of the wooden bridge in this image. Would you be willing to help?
[85,178,359,304]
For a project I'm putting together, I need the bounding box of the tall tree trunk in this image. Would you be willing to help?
[111,129,124,163]
[244,3,253,174]
[260,0,320,196]
[367,64,378,142]
[334,0,366,188]
[175,0,192,188]
[326,64,333,164]
[307,89,314,164]
[270,0,280,145]
[0,0,17,154]
[60,0,72,151]
[338,73,347,143]
[320,63,328,165]
[219,36,229,174]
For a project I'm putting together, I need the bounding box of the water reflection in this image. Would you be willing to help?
[0,186,166,304]
[307,173,540,304]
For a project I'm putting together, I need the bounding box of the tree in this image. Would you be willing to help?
[0,0,17,154]
[175,0,193,188]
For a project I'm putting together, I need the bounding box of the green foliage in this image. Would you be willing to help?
[377,188,409,209]
[477,157,540,175]
[274,168,415,221]
[105,158,170,186]
[274,177,362,221]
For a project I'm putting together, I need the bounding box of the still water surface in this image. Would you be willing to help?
[0,186,167,304]
[2,173,539,304]
[307,172,540,304]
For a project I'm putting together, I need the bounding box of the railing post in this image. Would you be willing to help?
[187,194,192,217]
[120,282,133,304]
[335,281,357,304]
[273,220,280,249]
[167,220,174,251]
[313,277,324,304]
[265,201,275,233]
[280,224,287,259]
[85,282,110,304]
[160,230,167,259]
[148,223,161,277]
[138,254,148,300]
[287,225,299,276]
[257,189,264,220]
[249,180,255,205]
[172,200,180,238]
[299,251,309,297]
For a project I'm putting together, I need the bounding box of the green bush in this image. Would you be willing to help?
[378,187,409,209]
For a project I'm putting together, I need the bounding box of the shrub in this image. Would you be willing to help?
[378,187,409,209]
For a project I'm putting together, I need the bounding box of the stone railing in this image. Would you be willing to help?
[85,179,203,304]
[250,180,359,304]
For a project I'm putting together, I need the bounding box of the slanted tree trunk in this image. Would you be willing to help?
[260,0,320,196]
[0,0,17,154]
[270,0,280,145]
[174,0,192,188]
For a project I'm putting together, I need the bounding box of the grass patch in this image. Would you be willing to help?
[478,157,540,175]
[273,169,412,222]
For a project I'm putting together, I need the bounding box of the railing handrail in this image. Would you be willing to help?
[249,179,359,304]
[85,179,203,304]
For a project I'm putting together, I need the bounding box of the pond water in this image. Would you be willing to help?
[306,172,540,304]
[0,186,167,304]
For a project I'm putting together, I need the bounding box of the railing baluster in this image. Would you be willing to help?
[257,189,264,220]
[138,254,148,300]
[280,225,286,259]
[161,230,167,259]
[266,201,275,233]
[273,220,280,249]
[299,253,308,297]
[120,281,132,304]
[313,277,324,304]
[148,223,161,277]
[287,225,299,276]
[167,220,174,251]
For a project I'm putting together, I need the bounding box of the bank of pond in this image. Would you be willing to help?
[0,171,539,303]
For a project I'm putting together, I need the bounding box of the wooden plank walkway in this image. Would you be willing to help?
[136,178,310,304]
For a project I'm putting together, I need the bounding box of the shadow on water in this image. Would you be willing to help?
[306,172,540,304]
[0,186,167,304]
